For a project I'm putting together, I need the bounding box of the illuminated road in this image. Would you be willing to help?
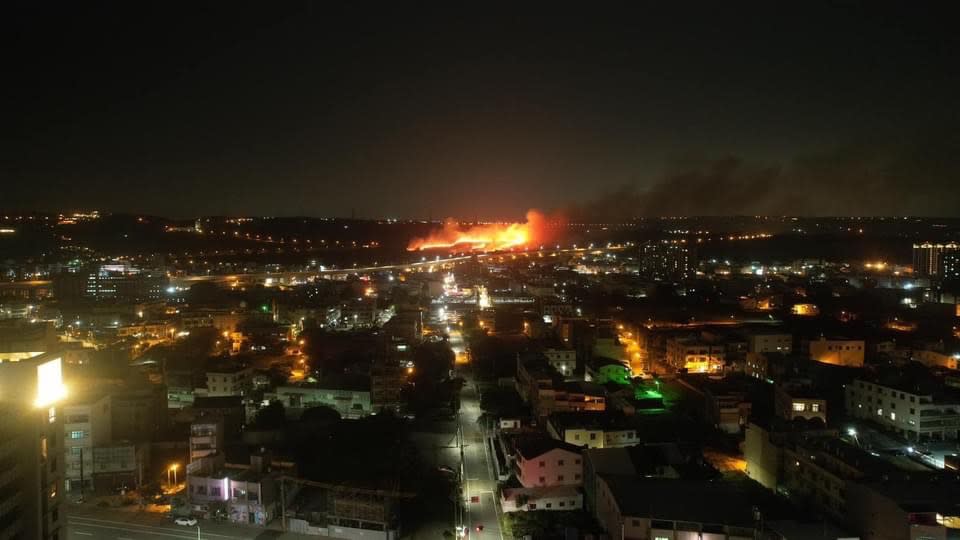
[458,373,503,540]
[169,245,630,288]
[67,507,320,540]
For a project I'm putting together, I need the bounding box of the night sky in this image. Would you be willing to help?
[4,3,959,219]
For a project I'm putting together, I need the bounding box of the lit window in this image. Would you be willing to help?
[890,412,896,421]
[877,408,883,416]
[811,403,820,412]
[792,402,806,412]
[69,431,85,440]
[49,407,57,424]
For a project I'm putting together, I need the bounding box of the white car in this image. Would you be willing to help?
[174,517,198,526]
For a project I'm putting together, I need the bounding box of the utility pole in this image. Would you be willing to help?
[280,477,287,531]
[78,447,85,502]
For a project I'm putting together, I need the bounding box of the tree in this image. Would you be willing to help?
[253,401,286,430]
[300,406,341,429]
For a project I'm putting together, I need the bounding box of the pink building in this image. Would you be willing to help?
[514,438,584,488]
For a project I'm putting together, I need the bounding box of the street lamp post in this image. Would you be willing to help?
[196,525,201,540]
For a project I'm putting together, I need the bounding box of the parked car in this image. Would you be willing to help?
[174,517,198,526]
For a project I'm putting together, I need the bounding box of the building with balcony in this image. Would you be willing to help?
[774,382,827,424]
[665,337,725,373]
[517,357,605,417]
[190,417,225,462]
[186,452,279,525]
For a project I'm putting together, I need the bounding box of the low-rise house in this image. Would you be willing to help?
[275,377,372,419]
[517,357,606,417]
[807,337,865,367]
[92,442,148,495]
[543,347,577,377]
[582,446,680,512]
[187,452,279,525]
[679,376,753,434]
[585,357,631,385]
[593,475,761,540]
[206,365,253,397]
[774,381,827,423]
[513,437,584,488]
[546,412,639,449]
[745,330,793,354]
[500,485,582,512]
[193,396,245,439]
[665,337,725,374]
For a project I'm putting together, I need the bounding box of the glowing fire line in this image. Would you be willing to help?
[408,211,545,252]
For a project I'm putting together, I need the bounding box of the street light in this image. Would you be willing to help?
[168,463,180,487]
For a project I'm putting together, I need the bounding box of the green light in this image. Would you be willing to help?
[262,305,269,312]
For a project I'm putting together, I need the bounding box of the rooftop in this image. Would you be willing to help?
[515,436,584,460]
[501,484,580,501]
[193,395,244,409]
[558,381,606,396]
[548,411,636,433]
[601,475,760,527]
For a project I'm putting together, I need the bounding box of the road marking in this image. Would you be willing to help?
[65,522,198,540]
[74,532,93,536]
[68,517,234,539]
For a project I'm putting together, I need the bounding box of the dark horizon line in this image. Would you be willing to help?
[4,209,960,223]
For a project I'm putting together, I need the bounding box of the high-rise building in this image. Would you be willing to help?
[0,352,67,540]
[84,263,168,301]
[54,263,168,303]
[912,242,959,277]
[639,239,694,280]
[941,251,960,284]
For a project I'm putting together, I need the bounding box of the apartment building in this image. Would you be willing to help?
[845,379,960,440]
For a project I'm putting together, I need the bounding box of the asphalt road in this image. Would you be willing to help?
[459,374,504,540]
[67,507,320,540]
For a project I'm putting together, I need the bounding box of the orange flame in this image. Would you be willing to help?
[408,210,546,251]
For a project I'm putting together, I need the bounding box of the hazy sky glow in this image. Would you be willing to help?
[4,3,959,219]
